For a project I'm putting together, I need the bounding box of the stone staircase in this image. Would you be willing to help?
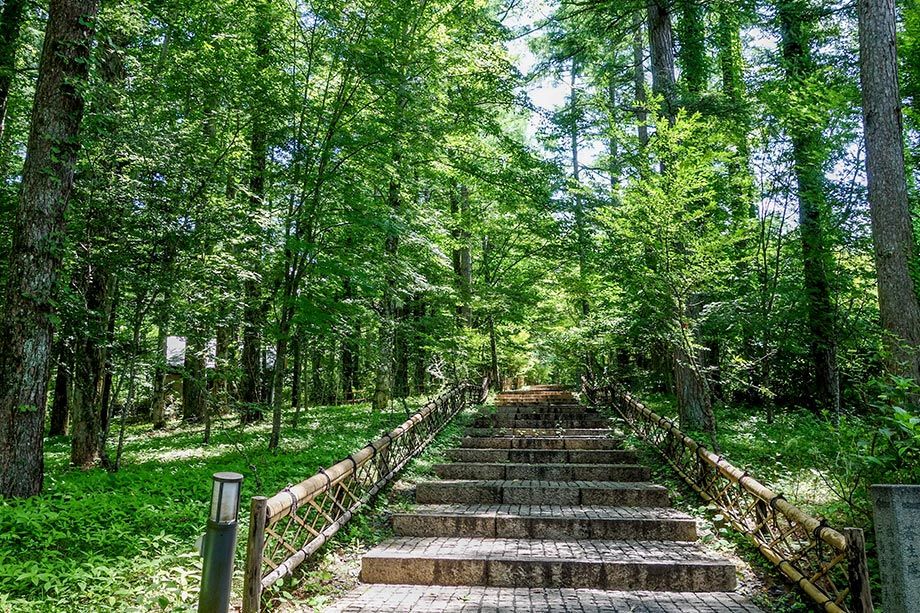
[325,386,765,612]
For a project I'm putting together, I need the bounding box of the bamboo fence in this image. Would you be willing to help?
[242,382,480,612]
[585,383,874,613]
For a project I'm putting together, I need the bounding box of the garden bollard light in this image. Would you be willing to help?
[198,472,243,613]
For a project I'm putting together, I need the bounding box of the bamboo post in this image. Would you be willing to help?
[845,528,874,612]
[242,497,268,613]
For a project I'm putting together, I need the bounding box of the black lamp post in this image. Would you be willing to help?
[198,472,243,613]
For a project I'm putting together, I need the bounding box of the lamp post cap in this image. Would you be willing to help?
[213,472,244,483]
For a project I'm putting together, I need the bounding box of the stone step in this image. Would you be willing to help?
[324,585,764,612]
[464,428,617,438]
[433,463,651,482]
[392,504,698,541]
[416,480,670,507]
[473,417,609,429]
[493,405,595,414]
[460,436,623,450]
[447,448,638,464]
[359,537,737,592]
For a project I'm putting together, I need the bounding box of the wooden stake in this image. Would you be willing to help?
[845,527,874,613]
[242,497,268,613]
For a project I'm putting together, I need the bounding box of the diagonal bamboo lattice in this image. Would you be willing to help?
[242,382,483,612]
[585,383,874,613]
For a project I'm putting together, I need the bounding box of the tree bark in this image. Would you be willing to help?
[777,0,840,414]
[0,0,99,497]
[182,332,208,423]
[151,321,169,429]
[647,0,678,123]
[342,279,359,402]
[0,0,26,142]
[858,0,920,385]
[291,332,301,411]
[373,169,401,412]
[49,340,72,436]
[675,0,707,98]
[633,13,649,147]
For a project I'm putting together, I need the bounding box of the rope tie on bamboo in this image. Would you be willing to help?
[769,493,787,510]
[365,442,377,458]
[812,519,829,542]
[318,467,332,491]
[283,485,298,515]
[344,455,358,475]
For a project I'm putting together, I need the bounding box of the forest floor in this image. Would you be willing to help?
[0,393,869,612]
[0,398,434,612]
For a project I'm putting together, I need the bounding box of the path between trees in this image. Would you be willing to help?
[321,386,764,612]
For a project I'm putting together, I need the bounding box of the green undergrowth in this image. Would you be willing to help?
[267,405,480,611]
[0,397,458,613]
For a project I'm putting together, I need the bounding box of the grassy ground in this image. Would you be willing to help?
[0,398,454,612]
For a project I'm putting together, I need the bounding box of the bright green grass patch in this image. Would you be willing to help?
[0,400,441,612]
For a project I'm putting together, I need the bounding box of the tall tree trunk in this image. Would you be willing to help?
[858,0,920,385]
[342,279,359,402]
[69,228,113,467]
[151,320,169,429]
[647,0,678,123]
[49,340,72,436]
[182,332,208,424]
[570,58,590,321]
[675,0,707,99]
[0,0,26,142]
[777,0,839,414]
[291,331,301,412]
[394,304,410,398]
[240,278,263,423]
[0,0,99,498]
[373,169,401,412]
[412,296,426,394]
[633,13,649,147]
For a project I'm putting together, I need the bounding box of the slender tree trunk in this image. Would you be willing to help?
[675,0,707,98]
[268,318,289,450]
[373,170,401,412]
[182,331,207,423]
[0,0,26,142]
[777,0,839,414]
[240,278,263,423]
[342,279,359,402]
[49,340,72,436]
[394,305,410,398]
[858,0,920,385]
[70,237,114,468]
[0,0,99,498]
[151,321,169,429]
[633,13,649,147]
[291,332,301,411]
[412,296,426,394]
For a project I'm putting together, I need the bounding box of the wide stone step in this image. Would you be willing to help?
[447,448,638,464]
[493,405,595,414]
[434,463,651,482]
[324,585,764,612]
[472,417,610,429]
[359,537,736,592]
[460,436,623,450]
[392,504,698,541]
[416,480,670,506]
[464,428,617,438]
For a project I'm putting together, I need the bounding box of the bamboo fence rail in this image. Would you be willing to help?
[242,382,481,612]
[585,383,874,613]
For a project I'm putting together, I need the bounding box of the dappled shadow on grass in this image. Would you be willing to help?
[0,401,421,612]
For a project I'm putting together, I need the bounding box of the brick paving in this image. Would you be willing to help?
[321,387,764,612]
[324,586,764,612]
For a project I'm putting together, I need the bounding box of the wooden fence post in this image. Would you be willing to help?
[242,496,268,613]
[845,527,874,613]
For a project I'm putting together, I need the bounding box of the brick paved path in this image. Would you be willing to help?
[324,386,764,612]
